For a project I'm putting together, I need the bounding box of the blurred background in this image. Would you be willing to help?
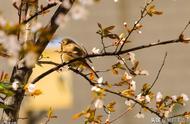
[1,0,190,123]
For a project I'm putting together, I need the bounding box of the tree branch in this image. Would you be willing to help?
[37,60,60,66]
[180,20,190,35]
[69,68,96,86]
[69,67,163,120]
[144,52,167,95]
[31,38,190,84]
[117,0,155,52]
[35,0,75,57]
[23,3,58,24]
[109,104,136,124]
[149,52,167,90]
[2,1,75,123]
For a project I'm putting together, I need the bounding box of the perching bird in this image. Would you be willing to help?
[60,38,99,78]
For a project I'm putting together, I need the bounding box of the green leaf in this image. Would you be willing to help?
[0,89,14,96]
[0,83,11,89]
[0,83,14,96]
[0,103,13,109]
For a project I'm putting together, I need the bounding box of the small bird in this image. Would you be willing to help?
[60,38,99,78]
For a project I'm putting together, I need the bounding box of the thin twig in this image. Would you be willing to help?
[45,118,51,124]
[168,113,184,119]
[146,52,167,94]
[180,20,190,35]
[85,69,111,76]
[117,55,135,75]
[118,0,155,52]
[69,67,96,86]
[109,103,136,124]
[22,3,58,24]
[101,36,106,53]
[37,61,60,66]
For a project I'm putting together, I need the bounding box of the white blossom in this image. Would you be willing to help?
[91,66,95,71]
[124,72,132,80]
[0,16,7,26]
[139,70,149,76]
[79,0,94,6]
[136,93,144,102]
[125,99,134,106]
[0,21,21,67]
[145,95,151,103]
[97,77,103,84]
[70,5,88,20]
[130,80,136,91]
[171,95,177,101]
[92,47,100,54]
[169,104,175,112]
[4,35,21,53]
[0,34,21,65]
[91,86,101,92]
[12,80,19,91]
[127,52,136,64]
[137,30,142,34]
[62,0,71,9]
[135,112,145,119]
[94,99,104,109]
[24,51,38,68]
[156,92,163,102]
[28,84,36,93]
[31,22,42,32]
[164,111,170,118]
[55,14,70,28]
[117,59,125,65]
[123,22,127,27]
[181,93,189,102]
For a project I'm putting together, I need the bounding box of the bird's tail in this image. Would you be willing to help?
[83,61,99,78]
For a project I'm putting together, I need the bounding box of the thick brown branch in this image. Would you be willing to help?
[2,1,75,123]
[35,0,75,56]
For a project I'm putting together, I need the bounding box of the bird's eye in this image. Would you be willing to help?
[62,41,67,45]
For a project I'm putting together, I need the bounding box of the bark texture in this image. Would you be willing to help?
[2,0,37,123]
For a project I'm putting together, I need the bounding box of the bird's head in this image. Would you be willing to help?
[61,38,75,46]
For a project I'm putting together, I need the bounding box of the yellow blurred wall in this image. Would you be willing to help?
[25,48,73,110]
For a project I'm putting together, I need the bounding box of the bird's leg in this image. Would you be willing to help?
[60,54,64,63]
